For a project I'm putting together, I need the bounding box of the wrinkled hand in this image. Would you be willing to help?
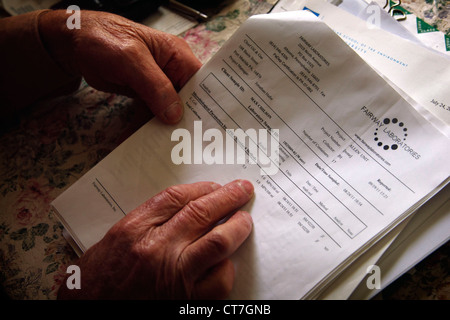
[58,180,254,299]
[39,10,202,124]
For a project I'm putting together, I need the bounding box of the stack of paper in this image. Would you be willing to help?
[52,4,449,299]
[271,0,450,299]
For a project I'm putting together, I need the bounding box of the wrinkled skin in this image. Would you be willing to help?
[58,180,254,299]
[39,9,202,124]
[37,10,253,300]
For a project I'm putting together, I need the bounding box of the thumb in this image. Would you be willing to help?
[132,29,201,124]
[193,259,236,299]
[128,58,185,124]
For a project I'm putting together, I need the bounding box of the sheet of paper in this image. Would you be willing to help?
[316,214,410,299]
[349,183,450,299]
[318,182,450,299]
[141,5,197,36]
[369,0,450,55]
[337,0,421,44]
[272,0,450,299]
[272,0,450,127]
[52,11,450,299]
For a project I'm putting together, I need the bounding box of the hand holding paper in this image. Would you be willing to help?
[53,10,450,299]
[39,9,202,123]
[58,180,254,299]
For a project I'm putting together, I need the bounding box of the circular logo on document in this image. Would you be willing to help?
[374,117,408,151]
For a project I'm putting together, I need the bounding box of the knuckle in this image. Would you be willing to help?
[160,33,188,64]
[119,42,141,57]
[103,222,135,250]
[128,237,156,261]
[161,32,181,48]
[205,229,230,255]
[106,221,128,240]
[226,187,244,202]
[104,213,150,246]
[128,240,146,259]
[161,185,190,208]
[184,199,213,227]
[215,186,246,209]
[124,228,162,261]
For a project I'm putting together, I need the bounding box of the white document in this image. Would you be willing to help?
[272,0,450,127]
[317,214,411,299]
[141,5,197,36]
[369,0,450,55]
[336,0,422,45]
[272,0,450,299]
[318,182,450,299]
[349,183,450,299]
[52,11,450,299]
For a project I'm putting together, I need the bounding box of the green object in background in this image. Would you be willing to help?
[416,17,439,33]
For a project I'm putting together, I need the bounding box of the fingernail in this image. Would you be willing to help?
[237,179,254,196]
[164,101,183,123]
[210,182,222,191]
[241,211,253,225]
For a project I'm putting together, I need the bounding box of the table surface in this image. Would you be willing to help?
[0,0,448,300]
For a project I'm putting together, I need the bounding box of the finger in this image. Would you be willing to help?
[192,259,235,299]
[130,31,201,124]
[141,30,202,90]
[166,179,254,240]
[78,39,184,124]
[181,210,252,278]
[126,181,222,226]
[125,54,185,124]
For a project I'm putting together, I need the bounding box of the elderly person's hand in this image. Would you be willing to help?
[57,179,254,299]
[39,9,201,124]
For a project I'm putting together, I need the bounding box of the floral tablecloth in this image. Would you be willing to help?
[0,0,448,300]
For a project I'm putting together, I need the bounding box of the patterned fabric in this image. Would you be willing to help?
[0,0,448,300]
[0,87,150,299]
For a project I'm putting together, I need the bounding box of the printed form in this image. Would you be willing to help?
[52,11,450,299]
[273,0,450,127]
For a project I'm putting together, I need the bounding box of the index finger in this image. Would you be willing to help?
[125,181,222,227]
[165,179,254,242]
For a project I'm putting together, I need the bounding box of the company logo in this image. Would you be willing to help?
[373,117,408,151]
[360,106,420,160]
